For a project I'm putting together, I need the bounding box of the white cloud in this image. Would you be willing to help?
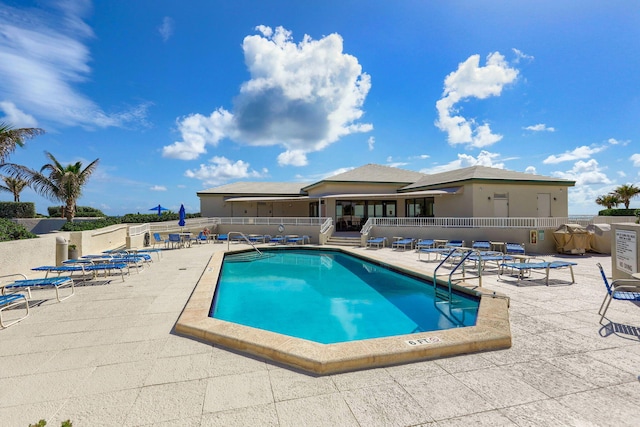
[164,25,372,164]
[435,52,518,148]
[0,101,38,127]
[367,136,375,151]
[608,138,629,146]
[150,185,167,191]
[158,17,174,42]
[525,166,537,174]
[422,150,505,174]
[277,150,308,167]
[163,108,234,160]
[543,145,606,164]
[552,159,612,186]
[0,2,148,128]
[512,48,534,63]
[631,153,640,167]
[524,123,555,132]
[184,156,266,186]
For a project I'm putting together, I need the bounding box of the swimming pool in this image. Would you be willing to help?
[176,246,511,374]
[211,249,479,344]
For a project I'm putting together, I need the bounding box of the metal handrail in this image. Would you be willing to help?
[227,231,262,255]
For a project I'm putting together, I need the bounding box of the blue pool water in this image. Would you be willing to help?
[210,249,479,344]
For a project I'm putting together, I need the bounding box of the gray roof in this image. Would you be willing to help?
[402,165,575,191]
[197,182,309,196]
[303,164,426,191]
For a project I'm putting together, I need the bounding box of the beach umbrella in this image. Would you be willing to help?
[150,204,168,216]
[178,204,186,227]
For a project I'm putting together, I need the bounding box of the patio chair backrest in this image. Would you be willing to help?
[168,234,181,243]
[596,263,612,295]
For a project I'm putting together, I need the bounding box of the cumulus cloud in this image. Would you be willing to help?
[524,123,555,132]
[608,137,629,146]
[631,153,640,167]
[184,156,266,186]
[435,52,518,148]
[0,101,38,127]
[150,185,167,191]
[422,150,505,174]
[0,1,149,128]
[158,16,174,42]
[163,25,372,165]
[525,166,537,174]
[543,145,606,164]
[552,159,612,186]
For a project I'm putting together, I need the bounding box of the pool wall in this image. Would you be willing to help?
[175,247,511,375]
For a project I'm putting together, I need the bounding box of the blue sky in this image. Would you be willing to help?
[1,0,639,216]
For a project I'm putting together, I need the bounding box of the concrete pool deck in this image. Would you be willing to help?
[1,242,639,425]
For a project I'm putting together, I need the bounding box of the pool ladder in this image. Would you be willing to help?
[432,247,482,303]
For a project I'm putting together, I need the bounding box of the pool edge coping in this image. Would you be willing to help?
[175,246,512,375]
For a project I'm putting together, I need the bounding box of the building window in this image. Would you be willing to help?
[405,198,434,217]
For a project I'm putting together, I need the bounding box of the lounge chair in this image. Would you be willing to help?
[498,258,577,286]
[0,293,29,328]
[190,231,209,244]
[392,237,414,250]
[152,233,169,248]
[168,233,182,248]
[1,274,75,302]
[269,235,285,245]
[597,263,640,324]
[418,246,454,261]
[366,237,387,248]
[415,239,435,250]
[445,240,464,248]
[472,240,491,251]
[467,251,513,272]
[505,242,525,255]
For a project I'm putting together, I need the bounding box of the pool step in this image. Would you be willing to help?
[325,236,361,247]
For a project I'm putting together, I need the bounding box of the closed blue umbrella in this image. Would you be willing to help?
[178,204,186,227]
[150,204,168,216]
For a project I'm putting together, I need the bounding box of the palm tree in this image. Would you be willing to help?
[595,194,621,209]
[612,184,640,209]
[0,122,45,164]
[15,151,99,221]
[0,175,29,202]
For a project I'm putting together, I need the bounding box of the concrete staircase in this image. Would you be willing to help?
[325,235,361,247]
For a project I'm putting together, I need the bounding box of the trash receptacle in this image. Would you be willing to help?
[55,236,68,266]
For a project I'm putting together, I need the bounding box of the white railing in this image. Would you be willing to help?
[320,217,333,234]
[367,216,608,229]
[214,217,328,226]
[360,218,374,235]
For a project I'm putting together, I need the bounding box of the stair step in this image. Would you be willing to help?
[326,236,361,247]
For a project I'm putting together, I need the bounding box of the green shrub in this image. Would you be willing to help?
[0,218,38,241]
[598,208,638,216]
[60,217,121,231]
[0,201,36,218]
[47,206,105,218]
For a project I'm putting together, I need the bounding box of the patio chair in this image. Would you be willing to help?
[0,293,29,328]
[392,237,414,250]
[597,263,640,324]
[505,242,525,255]
[366,237,387,248]
[190,231,209,244]
[498,259,577,286]
[152,233,169,248]
[168,233,182,248]
[1,274,75,302]
[472,240,491,251]
[415,239,435,250]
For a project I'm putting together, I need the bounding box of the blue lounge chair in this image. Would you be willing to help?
[498,259,577,286]
[505,242,525,255]
[472,240,491,250]
[269,235,285,245]
[597,263,640,324]
[216,234,229,242]
[0,293,29,328]
[190,231,209,244]
[392,238,414,250]
[168,233,182,248]
[415,239,435,250]
[2,275,74,302]
[367,237,387,248]
[445,240,464,248]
